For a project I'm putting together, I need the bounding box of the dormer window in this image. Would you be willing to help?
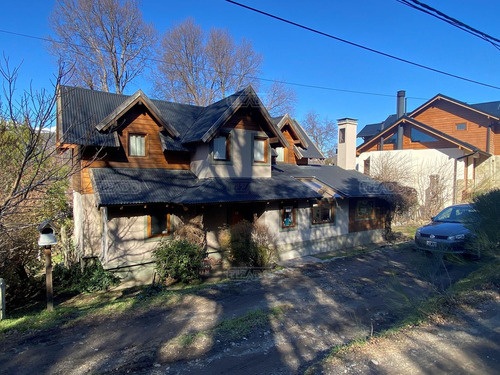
[213,134,230,161]
[253,136,268,164]
[129,134,146,157]
[275,147,285,162]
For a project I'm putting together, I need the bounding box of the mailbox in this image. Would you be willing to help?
[38,220,57,247]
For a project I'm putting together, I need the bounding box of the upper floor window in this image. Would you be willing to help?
[312,201,335,225]
[129,134,146,156]
[410,128,437,143]
[275,147,285,162]
[253,137,268,164]
[456,123,467,131]
[213,134,230,161]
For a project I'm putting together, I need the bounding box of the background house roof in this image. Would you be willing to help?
[357,95,500,142]
[357,114,397,140]
[357,116,485,154]
[470,101,500,118]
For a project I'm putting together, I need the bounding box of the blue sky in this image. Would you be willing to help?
[1,0,500,133]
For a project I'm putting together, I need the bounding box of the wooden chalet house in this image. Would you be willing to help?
[350,91,500,214]
[57,86,391,282]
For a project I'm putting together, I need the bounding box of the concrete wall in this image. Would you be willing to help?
[190,129,271,178]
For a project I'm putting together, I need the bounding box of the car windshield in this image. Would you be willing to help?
[433,205,476,223]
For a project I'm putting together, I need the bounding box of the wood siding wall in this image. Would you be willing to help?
[282,128,296,164]
[222,108,273,136]
[413,101,493,152]
[348,198,386,233]
[77,107,190,194]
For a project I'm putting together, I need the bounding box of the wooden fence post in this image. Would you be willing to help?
[0,278,5,320]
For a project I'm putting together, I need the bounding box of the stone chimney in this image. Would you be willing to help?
[337,118,357,170]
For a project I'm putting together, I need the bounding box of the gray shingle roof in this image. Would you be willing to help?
[90,168,198,206]
[274,164,394,198]
[271,115,325,160]
[58,85,204,147]
[291,119,325,159]
[90,167,321,207]
[357,114,397,139]
[177,172,321,204]
[471,101,500,118]
[181,88,247,143]
[159,132,190,152]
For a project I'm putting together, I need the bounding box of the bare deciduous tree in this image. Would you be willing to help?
[302,110,337,157]
[263,81,297,117]
[49,0,156,94]
[0,59,98,303]
[155,18,261,106]
[154,17,297,115]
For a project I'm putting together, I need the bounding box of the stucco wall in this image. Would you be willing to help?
[190,129,271,178]
[357,148,465,208]
[74,193,102,258]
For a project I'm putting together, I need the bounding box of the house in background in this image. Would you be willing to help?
[339,91,500,217]
[57,85,392,282]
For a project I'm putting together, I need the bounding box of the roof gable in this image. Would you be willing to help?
[182,86,289,147]
[409,94,500,120]
[356,116,484,155]
[95,89,180,137]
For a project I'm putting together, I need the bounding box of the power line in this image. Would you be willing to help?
[396,0,500,51]
[0,28,426,100]
[224,0,500,91]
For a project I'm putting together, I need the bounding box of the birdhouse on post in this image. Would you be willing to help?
[38,220,57,247]
[38,219,57,311]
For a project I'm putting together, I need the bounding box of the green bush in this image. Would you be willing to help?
[467,189,500,257]
[218,220,277,267]
[153,239,204,284]
[53,259,120,293]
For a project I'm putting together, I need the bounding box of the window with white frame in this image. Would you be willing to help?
[129,134,146,156]
[275,147,285,162]
[213,134,230,161]
[312,201,335,225]
[253,137,267,163]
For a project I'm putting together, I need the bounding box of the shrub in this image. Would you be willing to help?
[218,220,278,268]
[53,258,120,293]
[153,239,205,284]
[467,189,500,257]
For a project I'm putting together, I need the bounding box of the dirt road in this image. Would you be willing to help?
[0,247,484,374]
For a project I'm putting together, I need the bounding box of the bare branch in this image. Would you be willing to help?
[49,0,157,94]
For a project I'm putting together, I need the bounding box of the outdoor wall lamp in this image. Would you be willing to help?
[38,220,57,311]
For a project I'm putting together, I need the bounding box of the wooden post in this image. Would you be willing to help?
[0,278,5,320]
[44,247,54,311]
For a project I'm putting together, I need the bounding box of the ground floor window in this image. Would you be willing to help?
[281,205,296,229]
[355,200,375,220]
[148,213,171,238]
[312,201,335,225]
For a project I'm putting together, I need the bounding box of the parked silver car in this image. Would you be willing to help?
[414,204,477,253]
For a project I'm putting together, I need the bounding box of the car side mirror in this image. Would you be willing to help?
[430,216,435,221]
